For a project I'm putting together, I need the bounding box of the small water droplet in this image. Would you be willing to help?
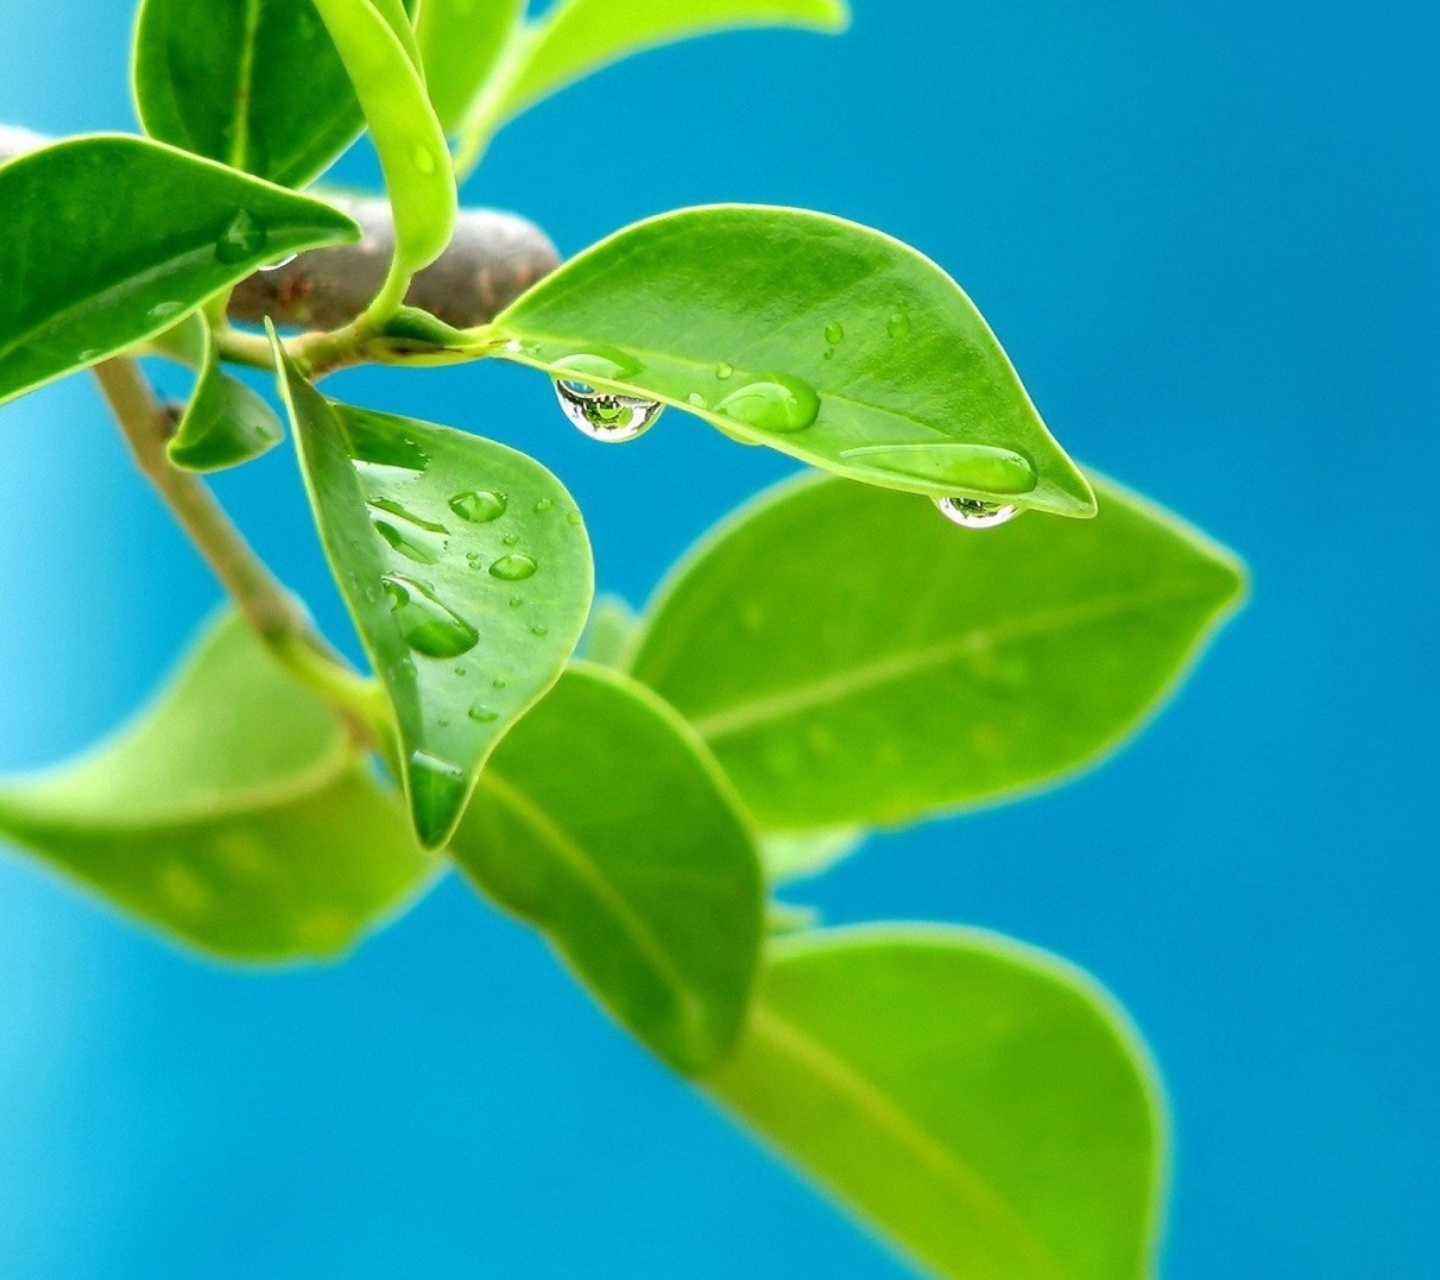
[824,322,845,345]
[412,144,438,174]
[886,311,912,339]
[78,348,103,363]
[934,496,1022,529]
[533,497,554,515]
[468,703,499,723]
[259,253,298,273]
[565,510,582,526]
[508,597,524,609]
[553,378,663,443]
[383,575,479,656]
[530,624,548,636]
[715,362,734,380]
[215,209,267,264]
[686,392,707,408]
[449,489,507,522]
[492,676,508,690]
[370,499,449,565]
[501,533,520,547]
[716,375,820,434]
[148,300,185,322]
[489,553,537,581]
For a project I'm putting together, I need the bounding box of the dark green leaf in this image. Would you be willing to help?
[631,473,1245,830]
[417,0,522,133]
[707,927,1166,1280]
[495,206,1092,516]
[167,320,284,472]
[0,135,359,408]
[274,347,593,848]
[451,663,763,1073]
[0,613,435,961]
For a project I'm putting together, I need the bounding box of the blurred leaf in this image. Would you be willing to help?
[451,663,763,1073]
[707,927,1167,1280]
[0,613,434,961]
[417,0,522,132]
[761,827,864,883]
[310,0,456,276]
[167,320,284,472]
[496,206,1092,516]
[0,135,358,408]
[274,347,593,848]
[132,0,413,186]
[579,593,640,668]
[631,473,1245,830]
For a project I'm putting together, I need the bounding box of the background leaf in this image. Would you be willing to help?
[760,828,864,883]
[451,663,763,1073]
[133,0,414,187]
[275,351,593,848]
[417,0,522,133]
[630,473,1245,831]
[0,135,358,408]
[0,613,434,961]
[706,927,1166,1280]
[495,205,1092,516]
[167,320,285,472]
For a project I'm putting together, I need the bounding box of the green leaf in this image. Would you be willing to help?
[631,473,1245,830]
[450,663,763,1073]
[706,927,1166,1280]
[761,827,864,883]
[273,347,594,848]
[417,0,522,133]
[310,0,456,277]
[0,135,359,409]
[492,0,849,126]
[0,613,435,961]
[132,0,415,187]
[167,320,285,472]
[579,593,640,668]
[495,206,1093,515]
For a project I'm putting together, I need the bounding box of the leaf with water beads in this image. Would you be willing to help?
[493,205,1093,518]
[273,343,594,848]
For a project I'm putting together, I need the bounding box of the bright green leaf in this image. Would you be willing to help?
[495,206,1093,516]
[451,663,763,1073]
[631,473,1245,830]
[0,613,435,961]
[310,0,456,278]
[417,0,522,133]
[274,347,594,848]
[167,319,284,472]
[579,593,640,668]
[0,135,359,409]
[761,827,864,883]
[706,927,1166,1280]
[132,0,415,187]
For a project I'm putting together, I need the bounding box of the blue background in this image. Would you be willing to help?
[1,1,1435,1275]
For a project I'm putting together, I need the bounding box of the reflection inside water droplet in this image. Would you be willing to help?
[716,375,820,434]
[383,575,479,656]
[934,496,1022,529]
[553,378,663,444]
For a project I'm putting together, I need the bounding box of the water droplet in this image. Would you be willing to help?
[259,253,297,273]
[492,676,508,690]
[886,311,912,339]
[78,348,103,363]
[468,703,499,723]
[553,379,663,443]
[215,209,267,264]
[408,752,467,846]
[839,443,1037,493]
[454,666,467,676]
[565,510,582,526]
[412,144,438,174]
[824,322,845,344]
[686,392,707,408]
[934,497,1022,529]
[533,497,554,515]
[552,349,640,383]
[501,533,520,547]
[715,362,734,380]
[530,624,548,636]
[147,300,185,321]
[449,490,507,522]
[489,553,537,581]
[716,375,820,434]
[508,597,524,609]
[370,499,449,565]
[382,575,479,657]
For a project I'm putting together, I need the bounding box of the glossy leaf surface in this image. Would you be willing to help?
[167,320,284,472]
[632,474,1245,830]
[496,206,1092,516]
[132,0,411,186]
[494,0,849,124]
[417,0,522,132]
[310,0,456,275]
[707,927,1166,1280]
[0,614,433,960]
[0,135,358,408]
[451,664,762,1073]
[275,350,593,848]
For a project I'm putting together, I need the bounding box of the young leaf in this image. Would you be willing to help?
[167,320,285,472]
[273,348,594,849]
[0,135,359,408]
[450,663,763,1074]
[760,828,864,883]
[133,0,414,187]
[494,206,1093,517]
[631,473,1245,830]
[416,0,522,133]
[0,613,435,961]
[309,0,456,279]
[487,0,849,127]
[706,927,1167,1280]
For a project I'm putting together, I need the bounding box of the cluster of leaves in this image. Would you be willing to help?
[0,2,1246,1277]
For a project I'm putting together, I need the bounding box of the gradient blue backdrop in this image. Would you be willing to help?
[1,1,1435,1275]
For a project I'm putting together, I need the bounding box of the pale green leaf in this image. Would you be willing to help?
[167,318,284,472]
[761,827,864,883]
[707,927,1167,1280]
[451,663,763,1073]
[579,593,640,668]
[417,0,522,133]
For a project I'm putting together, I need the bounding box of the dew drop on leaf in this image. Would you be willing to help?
[533,497,554,514]
[934,497,1022,530]
[553,379,663,443]
[215,209,267,264]
[468,703,499,723]
[449,490,507,522]
[489,554,537,581]
[716,375,820,434]
[715,362,734,380]
[412,144,438,175]
[824,322,845,344]
[382,575,479,657]
[886,311,912,339]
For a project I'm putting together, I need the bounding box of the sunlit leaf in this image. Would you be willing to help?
[417,0,522,132]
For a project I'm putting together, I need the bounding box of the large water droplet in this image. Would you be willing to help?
[215,209,267,264]
[839,443,1037,493]
[449,490,507,522]
[370,500,449,565]
[489,554,537,581]
[716,375,820,434]
[553,378,663,443]
[886,311,912,339]
[383,575,479,656]
[934,497,1022,530]
[824,322,845,345]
